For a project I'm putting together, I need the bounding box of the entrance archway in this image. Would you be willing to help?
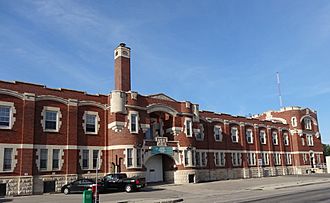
[145,154,176,183]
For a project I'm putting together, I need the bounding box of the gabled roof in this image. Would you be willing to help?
[147,93,177,102]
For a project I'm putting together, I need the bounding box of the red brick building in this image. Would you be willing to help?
[0,43,324,196]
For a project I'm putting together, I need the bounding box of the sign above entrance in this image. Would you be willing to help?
[156,137,167,146]
[151,146,173,156]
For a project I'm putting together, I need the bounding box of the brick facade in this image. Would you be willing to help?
[0,43,325,196]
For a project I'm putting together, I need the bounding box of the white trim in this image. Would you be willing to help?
[82,111,100,135]
[41,106,62,133]
[246,129,253,144]
[214,125,223,142]
[184,117,193,137]
[231,127,239,143]
[0,101,16,130]
[128,111,139,134]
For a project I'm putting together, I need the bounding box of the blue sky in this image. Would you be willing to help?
[1,0,330,143]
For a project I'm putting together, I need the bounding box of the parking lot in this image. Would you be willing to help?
[2,174,330,203]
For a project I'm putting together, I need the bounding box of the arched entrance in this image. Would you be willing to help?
[145,154,176,183]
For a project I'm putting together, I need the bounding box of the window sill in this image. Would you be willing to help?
[215,140,223,142]
[247,142,254,144]
[0,127,12,130]
[0,170,14,173]
[85,132,98,135]
[44,129,59,133]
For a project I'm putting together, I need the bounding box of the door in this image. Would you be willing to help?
[145,155,163,183]
[43,181,55,193]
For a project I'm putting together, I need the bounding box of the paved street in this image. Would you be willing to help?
[2,174,330,203]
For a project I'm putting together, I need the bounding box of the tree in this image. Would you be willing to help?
[323,144,330,156]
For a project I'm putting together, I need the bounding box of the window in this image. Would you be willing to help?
[3,148,13,171]
[195,151,200,166]
[130,112,139,133]
[303,153,308,164]
[127,149,133,167]
[42,107,61,132]
[307,134,314,146]
[82,150,89,169]
[184,150,189,165]
[0,106,10,128]
[45,111,57,130]
[260,130,266,144]
[201,152,206,166]
[137,148,142,167]
[214,126,222,141]
[0,102,15,130]
[40,149,48,170]
[86,114,97,133]
[272,132,278,145]
[246,129,253,144]
[196,124,204,140]
[192,150,195,166]
[291,117,297,127]
[93,150,99,169]
[247,153,256,166]
[214,152,225,166]
[285,153,292,165]
[273,153,281,165]
[301,137,305,146]
[304,118,312,130]
[284,133,289,146]
[232,152,241,166]
[52,149,60,170]
[261,153,269,165]
[185,118,192,137]
[231,127,239,143]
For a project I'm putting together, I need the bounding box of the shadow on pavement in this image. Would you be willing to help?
[0,197,13,202]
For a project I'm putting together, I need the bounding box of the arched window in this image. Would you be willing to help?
[304,118,312,130]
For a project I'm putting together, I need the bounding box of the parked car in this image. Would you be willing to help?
[61,179,101,195]
[100,173,145,193]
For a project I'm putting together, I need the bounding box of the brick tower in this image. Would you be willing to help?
[114,43,131,91]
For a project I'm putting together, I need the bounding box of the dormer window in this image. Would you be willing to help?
[291,117,297,127]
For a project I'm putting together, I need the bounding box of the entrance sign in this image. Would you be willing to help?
[156,137,168,146]
[151,146,173,156]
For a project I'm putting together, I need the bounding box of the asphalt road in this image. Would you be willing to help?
[2,174,330,203]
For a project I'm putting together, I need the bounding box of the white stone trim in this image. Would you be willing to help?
[35,146,64,172]
[108,121,126,132]
[0,147,18,172]
[246,129,253,144]
[259,130,266,144]
[231,127,239,143]
[79,148,102,170]
[272,131,279,145]
[82,111,100,135]
[0,101,16,130]
[128,111,139,134]
[184,117,193,137]
[41,106,62,133]
[214,125,223,142]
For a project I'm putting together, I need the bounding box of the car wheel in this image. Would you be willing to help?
[125,185,132,193]
[63,188,70,195]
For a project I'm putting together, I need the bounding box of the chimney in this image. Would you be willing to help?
[114,43,131,91]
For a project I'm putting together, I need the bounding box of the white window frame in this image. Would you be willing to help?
[246,129,253,144]
[304,118,312,130]
[195,124,204,141]
[272,132,279,145]
[52,149,60,170]
[184,118,193,137]
[40,149,48,170]
[303,153,308,164]
[128,111,139,134]
[82,111,100,135]
[195,151,201,166]
[231,127,239,143]
[307,134,314,146]
[259,130,266,144]
[247,152,256,166]
[231,152,241,166]
[284,133,289,146]
[0,101,16,130]
[291,117,297,127]
[214,125,223,142]
[3,148,13,171]
[214,152,225,167]
[273,153,281,165]
[125,148,143,169]
[82,149,89,169]
[261,152,269,166]
[285,153,292,165]
[201,152,207,166]
[41,106,62,132]
[301,137,305,146]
